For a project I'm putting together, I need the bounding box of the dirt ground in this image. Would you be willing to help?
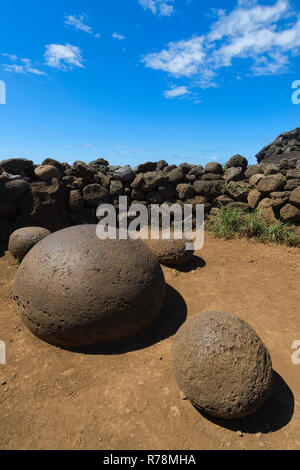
[0,234,299,450]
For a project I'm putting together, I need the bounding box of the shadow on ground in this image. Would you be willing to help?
[67,284,187,355]
[174,255,206,273]
[0,242,7,258]
[195,370,294,434]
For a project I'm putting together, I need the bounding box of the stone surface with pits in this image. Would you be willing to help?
[171,310,273,420]
[13,224,166,348]
[8,227,51,261]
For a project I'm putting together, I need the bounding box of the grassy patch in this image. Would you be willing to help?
[220,182,228,194]
[208,205,300,247]
[220,181,249,195]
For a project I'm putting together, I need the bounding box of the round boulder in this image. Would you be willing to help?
[204,162,223,175]
[34,165,61,180]
[9,227,51,261]
[171,311,273,420]
[226,154,248,171]
[13,225,166,348]
[148,238,194,267]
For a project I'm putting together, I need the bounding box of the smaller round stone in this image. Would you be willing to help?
[204,162,223,175]
[9,227,51,261]
[148,238,194,266]
[171,311,273,420]
[226,154,248,171]
[34,165,60,181]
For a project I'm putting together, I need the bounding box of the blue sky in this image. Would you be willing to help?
[0,0,300,167]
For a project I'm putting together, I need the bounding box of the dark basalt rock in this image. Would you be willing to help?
[68,190,85,212]
[256,128,300,164]
[0,158,34,177]
[42,158,66,173]
[82,184,109,206]
[226,154,248,171]
[70,206,98,225]
[0,179,29,202]
[16,179,70,232]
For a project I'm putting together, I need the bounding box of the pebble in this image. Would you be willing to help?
[179,390,188,400]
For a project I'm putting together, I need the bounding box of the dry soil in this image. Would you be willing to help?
[0,235,299,450]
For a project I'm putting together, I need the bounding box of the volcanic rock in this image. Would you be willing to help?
[171,310,273,419]
[9,227,50,261]
[13,225,166,348]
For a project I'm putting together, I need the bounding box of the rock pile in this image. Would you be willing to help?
[1,145,300,244]
[256,127,300,165]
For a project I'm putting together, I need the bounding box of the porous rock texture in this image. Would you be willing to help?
[147,238,194,266]
[256,127,300,164]
[8,226,50,261]
[171,311,273,420]
[13,225,166,348]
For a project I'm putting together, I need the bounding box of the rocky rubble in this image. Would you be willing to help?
[256,127,300,165]
[0,151,300,243]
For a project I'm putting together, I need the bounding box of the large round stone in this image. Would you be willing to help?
[13,225,166,348]
[9,227,51,261]
[171,311,273,419]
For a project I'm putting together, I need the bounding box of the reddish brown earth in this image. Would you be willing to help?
[0,234,299,450]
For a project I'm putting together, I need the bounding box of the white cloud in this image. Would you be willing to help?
[164,85,190,98]
[143,37,205,76]
[64,14,92,34]
[2,56,46,75]
[143,0,300,90]
[64,13,100,38]
[207,0,290,42]
[44,44,84,70]
[112,32,126,40]
[1,53,18,61]
[138,0,175,16]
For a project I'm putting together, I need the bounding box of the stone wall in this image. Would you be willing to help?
[1,154,300,244]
